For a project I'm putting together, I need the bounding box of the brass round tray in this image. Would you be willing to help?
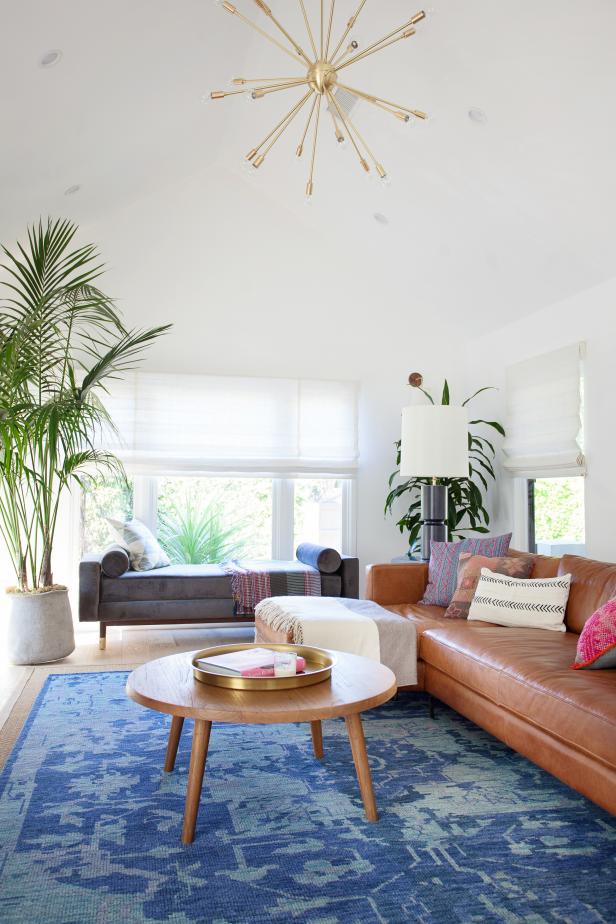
[192,643,335,691]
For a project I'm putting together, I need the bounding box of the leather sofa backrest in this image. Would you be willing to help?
[508,549,560,579]
[559,554,616,634]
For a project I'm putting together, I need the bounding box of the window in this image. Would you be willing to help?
[294,479,343,552]
[80,474,355,562]
[527,477,585,554]
[81,475,133,554]
[85,371,358,562]
[157,477,273,562]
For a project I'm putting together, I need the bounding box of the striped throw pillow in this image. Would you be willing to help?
[468,569,571,632]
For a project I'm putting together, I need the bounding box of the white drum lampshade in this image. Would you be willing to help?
[401,405,469,478]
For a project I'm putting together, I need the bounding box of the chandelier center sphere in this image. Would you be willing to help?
[308,60,338,95]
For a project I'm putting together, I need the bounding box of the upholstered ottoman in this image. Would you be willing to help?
[254,596,418,687]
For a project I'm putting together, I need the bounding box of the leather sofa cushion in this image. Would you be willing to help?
[422,625,616,769]
[385,603,450,637]
[560,554,616,634]
[385,602,500,637]
[101,564,233,602]
[508,549,560,579]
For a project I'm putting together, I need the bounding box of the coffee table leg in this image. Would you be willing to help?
[345,713,378,822]
[182,719,212,844]
[164,716,185,772]
[310,720,324,759]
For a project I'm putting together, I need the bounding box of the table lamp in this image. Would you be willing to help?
[400,405,469,560]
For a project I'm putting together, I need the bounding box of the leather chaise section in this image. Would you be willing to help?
[421,625,616,770]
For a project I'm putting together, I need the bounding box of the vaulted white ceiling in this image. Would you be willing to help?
[1,0,616,333]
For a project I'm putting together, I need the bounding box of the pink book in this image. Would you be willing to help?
[241,656,306,678]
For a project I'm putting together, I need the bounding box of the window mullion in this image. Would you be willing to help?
[342,479,357,556]
[272,478,294,560]
[133,476,158,534]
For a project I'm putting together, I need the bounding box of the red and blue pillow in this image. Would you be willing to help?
[572,598,616,670]
[421,533,512,607]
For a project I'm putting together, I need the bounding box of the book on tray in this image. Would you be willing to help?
[197,648,306,678]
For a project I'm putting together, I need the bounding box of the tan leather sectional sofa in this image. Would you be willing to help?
[366,551,616,816]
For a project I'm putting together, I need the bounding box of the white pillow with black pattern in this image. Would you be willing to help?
[468,569,571,632]
[107,518,170,572]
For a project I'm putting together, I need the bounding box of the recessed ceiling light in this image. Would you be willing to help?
[40,50,62,69]
[374,212,389,226]
[64,184,81,196]
[468,108,487,124]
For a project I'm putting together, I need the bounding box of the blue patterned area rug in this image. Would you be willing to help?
[0,672,614,924]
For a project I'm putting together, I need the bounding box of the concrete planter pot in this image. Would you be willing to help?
[7,588,75,665]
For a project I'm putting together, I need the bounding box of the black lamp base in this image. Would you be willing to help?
[420,484,448,561]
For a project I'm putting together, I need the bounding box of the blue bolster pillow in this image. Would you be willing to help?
[101,545,130,578]
[296,543,342,575]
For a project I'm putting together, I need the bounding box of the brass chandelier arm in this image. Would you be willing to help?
[213,79,308,101]
[306,95,323,197]
[298,0,317,59]
[246,90,314,161]
[221,3,305,65]
[330,94,385,176]
[259,90,313,161]
[324,0,337,59]
[252,0,313,66]
[251,79,310,98]
[335,20,419,72]
[329,0,368,63]
[320,1,324,57]
[329,108,344,143]
[233,76,303,85]
[326,89,369,172]
[296,94,319,156]
[337,29,416,71]
[331,42,358,68]
[338,83,427,119]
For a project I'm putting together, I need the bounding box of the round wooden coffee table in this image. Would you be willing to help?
[126,649,396,843]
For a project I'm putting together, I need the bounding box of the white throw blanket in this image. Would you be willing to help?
[255,596,418,685]
[257,596,381,662]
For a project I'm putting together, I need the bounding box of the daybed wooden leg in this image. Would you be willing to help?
[429,695,436,720]
[165,716,185,772]
[99,623,107,651]
[310,720,324,759]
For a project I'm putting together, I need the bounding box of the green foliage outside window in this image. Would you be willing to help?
[158,477,272,561]
[81,476,133,554]
[533,477,585,544]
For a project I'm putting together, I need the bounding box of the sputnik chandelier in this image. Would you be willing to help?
[210,1,428,199]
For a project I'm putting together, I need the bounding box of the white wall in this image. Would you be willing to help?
[465,275,616,562]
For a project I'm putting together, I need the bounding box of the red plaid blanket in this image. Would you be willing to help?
[224,560,322,616]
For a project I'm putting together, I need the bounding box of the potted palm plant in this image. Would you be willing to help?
[0,219,170,664]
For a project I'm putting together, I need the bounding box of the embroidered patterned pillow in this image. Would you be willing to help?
[444,553,534,619]
[572,599,616,669]
[107,518,170,572]
[468,570,571,632]
[421,533,512,607]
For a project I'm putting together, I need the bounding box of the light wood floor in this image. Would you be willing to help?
[0,623,255,731]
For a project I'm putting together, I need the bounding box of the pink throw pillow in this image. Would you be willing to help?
[444,552,534,619]
[572,598,616,669]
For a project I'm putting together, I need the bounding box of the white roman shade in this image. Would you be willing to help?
[502,343,585,478]
[99,372,358,476]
